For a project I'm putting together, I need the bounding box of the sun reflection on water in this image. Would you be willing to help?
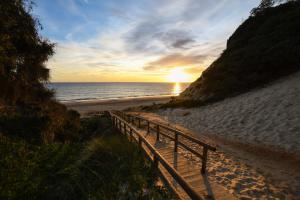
[172,82,181,96]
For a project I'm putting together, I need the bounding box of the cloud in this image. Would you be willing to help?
[144,53,208,71]
[59,0,88,20]
[185,65,206,74]
[181,0,228,21]
[172,38,195,48]
[154,30,196,49]
[125,21,197,54]
[109,7,131,20]
[37,0,260,82]
[123,0,232,53]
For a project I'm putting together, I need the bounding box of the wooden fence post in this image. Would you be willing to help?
[174,132,178,152]
[156,125,160,142]
[129,128,133,142]
[147,121,150,134]
[201,147,208,174]
[153,154,159,176]
[138,136,142,147]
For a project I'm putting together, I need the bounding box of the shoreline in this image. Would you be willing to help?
[64,95,172,116]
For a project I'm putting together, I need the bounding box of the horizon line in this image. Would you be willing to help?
[49,81,192,84]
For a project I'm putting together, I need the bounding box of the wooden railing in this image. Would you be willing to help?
[113,111,216,174]
[109,111,202,200]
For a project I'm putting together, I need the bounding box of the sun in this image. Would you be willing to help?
[166,68,190,83]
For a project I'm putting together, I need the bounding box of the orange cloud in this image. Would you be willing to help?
[144,53,207,70]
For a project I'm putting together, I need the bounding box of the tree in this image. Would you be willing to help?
[0,0,54,105]
[251,0,275,16]
[0,0,81,143]
[250,0,297,16]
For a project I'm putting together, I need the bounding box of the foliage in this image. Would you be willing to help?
[0,103,81,143]
[0,116,174,200]
[180,0,300,105]
[0,0,81,143]
[251,0,296,16]
[0,0,54,105]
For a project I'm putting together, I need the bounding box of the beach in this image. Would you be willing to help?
[64,96,172,116]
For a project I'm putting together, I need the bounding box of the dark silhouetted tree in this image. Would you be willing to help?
[251,0,275,16]
[0,0,81,143]
[250,0,298,15]
[0,0,54,105]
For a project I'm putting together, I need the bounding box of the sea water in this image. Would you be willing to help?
[48,82,190,103]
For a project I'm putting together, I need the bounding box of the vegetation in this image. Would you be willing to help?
[0,0,54,105]
[0,1,173,199]
[0,0,80,143]
[0,115,173,200]
[179,0,300,106]
[251,0,296,16]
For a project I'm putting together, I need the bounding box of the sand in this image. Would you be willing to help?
[149,72,300,199]
[158,72,300,154]
[64,96,172,116]
[132,111,300,199]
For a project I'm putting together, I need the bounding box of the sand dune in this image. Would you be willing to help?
[158,72,300,154]
[145,72,300,199]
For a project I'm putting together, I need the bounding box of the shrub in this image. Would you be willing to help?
[0,116,174,200]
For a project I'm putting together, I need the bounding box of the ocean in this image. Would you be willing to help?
[48,82,190,103]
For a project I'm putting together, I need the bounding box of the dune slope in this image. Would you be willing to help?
[159,71,300,154]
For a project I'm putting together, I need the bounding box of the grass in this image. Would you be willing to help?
[0,115,175,200]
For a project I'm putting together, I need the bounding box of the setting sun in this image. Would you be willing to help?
[166,68,190,83]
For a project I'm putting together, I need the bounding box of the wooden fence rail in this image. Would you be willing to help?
[109,111,203,200]
[113,111,216,174]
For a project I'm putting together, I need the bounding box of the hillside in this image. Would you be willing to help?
[180,1,300,102]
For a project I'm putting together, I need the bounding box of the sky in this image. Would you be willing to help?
[33,0,260,82]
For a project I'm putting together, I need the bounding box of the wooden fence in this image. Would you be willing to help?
[109,111,202,199]
[108,111,217,200]
[114,111,216,174]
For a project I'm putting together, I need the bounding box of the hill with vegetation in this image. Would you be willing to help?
[179,0,300,103]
